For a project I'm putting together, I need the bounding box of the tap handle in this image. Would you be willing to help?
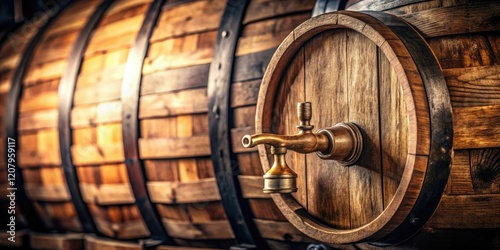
[297,102,314,130]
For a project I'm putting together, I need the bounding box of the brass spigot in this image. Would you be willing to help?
[242,102,363,194]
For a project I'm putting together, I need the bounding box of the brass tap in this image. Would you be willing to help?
[242,102,363,194]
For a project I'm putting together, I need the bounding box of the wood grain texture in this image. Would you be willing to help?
[304,30,350,229]
[143,30,217,74]
[397,3,500,37]
[71,101,122,128]
[138,135,211,159]
[18,129,61,167]
[243,0,314,24]
[162,219,234,240]
[138,88,208,119]
[444,65,500,108]
[428,194,500,228]
[19,80,59,112]
[346,29,383,228]
[147,178,221,204]
[238,175,269,199]
[93,216,149,239]
[453,105,500,149]
[470,148,500,194]
[347,0,427,11]
[447,150,475,195]
[150,0,225,42]
[25,183,71,202]
[378,47,407,207]
[80,183,135,205]
[18,109,58,131]
[236,13,310,56]
[253,219,314,242]
[427,34,498,69]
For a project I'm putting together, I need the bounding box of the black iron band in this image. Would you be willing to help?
[57,0,114,234]
[207,0,262,247]
[121,0,174,244]
[3,2,71,232]
[312,0,346,16]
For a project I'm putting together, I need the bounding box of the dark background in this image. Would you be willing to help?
[0,0,77,37]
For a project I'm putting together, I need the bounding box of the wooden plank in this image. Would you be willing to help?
[237,152,264,176]
[346,29,383,228]
[80,183,135,205]
[347,0,427,11]
[399,3,500,38]
[304,30,350,228]
[19,80,59,112]
[237,175,269,199]
[162,219,234,240]
[18,109,58,131]
[378,47,407,207]
[243,0,314,24]
[138,88,207,118]
[447,150,474,195]
[147,178,221,204]
[84,15,145,56]
[71,143,124,165]
[150,0,224,42]
[143,30,217,74]
[24,59,66,85]
[141,64,209,95]
[176,115,199,183]
[470,148,500,194]
[138,135,211,159]
[453,105,500,149]
[253,219,313,242]
[18,129,61,167]
[73,79,121,105]
[98,0,150,26]
[428,35,496,69]
[231,79,260,108]
[231,127,257,153]
[93,217,149,239]
[25,183,71,202]
[232,48,275,82]
[428,194,500,228]
[236,13,310,56]
[84,235,142,250]
[44,2,98,37]
[443,65,500,108]
[76,64,125,87]
[30,233,84,250]
[31,31,79,65]
[140,117,177,139]
[71,101,122,128]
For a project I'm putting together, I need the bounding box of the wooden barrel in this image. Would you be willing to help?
[253,0,499,247]
[0,0,319,248]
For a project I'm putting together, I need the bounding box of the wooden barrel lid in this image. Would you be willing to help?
[255,11,452,244]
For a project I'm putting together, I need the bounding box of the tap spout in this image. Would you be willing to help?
[242,132,331,155]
